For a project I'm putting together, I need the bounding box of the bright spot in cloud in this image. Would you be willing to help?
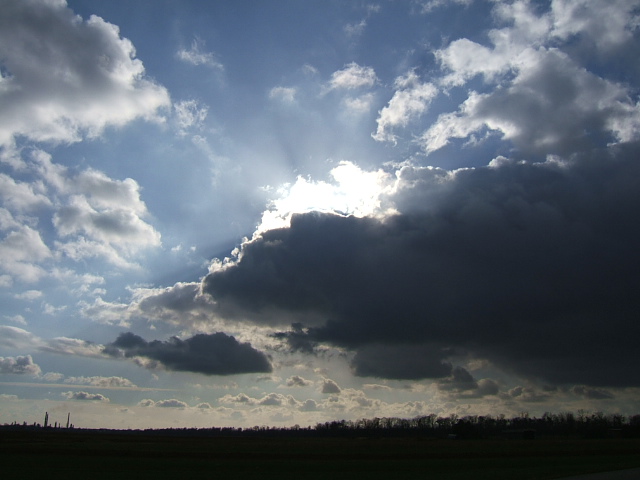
[257,161,392,233]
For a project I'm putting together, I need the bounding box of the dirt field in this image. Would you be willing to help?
[1,430,639,479]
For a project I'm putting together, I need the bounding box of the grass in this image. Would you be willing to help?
[1,431,639,479]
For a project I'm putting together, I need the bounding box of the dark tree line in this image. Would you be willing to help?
[3,411,640,439]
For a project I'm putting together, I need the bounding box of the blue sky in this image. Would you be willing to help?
[2,0,640,429]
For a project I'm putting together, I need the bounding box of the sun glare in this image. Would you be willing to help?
[256,161,391,233]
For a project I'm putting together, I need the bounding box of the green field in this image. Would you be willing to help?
[1,431,639,479]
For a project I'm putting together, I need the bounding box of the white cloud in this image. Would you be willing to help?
[0,0,170,147]
[4,315,27,326]
[344,19,367,37]
[13,290,42,301]
[219,392,300,408]
[423,48,640,155]
[328,63,378,90]
[174,99,209,135]
[550,0,640,52]
[258,161,393,233]
[41,372,64,382]
[0,226,51,283]
[343,93,375,115]
[154,398,188,408]
[41,337,106,358]
[62,391,110,402]
[269,86,297,104]
[0,173,51,213]
[53,186,160,258]
[64,375,137,388]
[372,71,437,144]
[420,0,472,13]
[177,37,223,69]
[0,326,43,349]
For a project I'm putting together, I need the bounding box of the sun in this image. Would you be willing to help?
[256,161,392,234]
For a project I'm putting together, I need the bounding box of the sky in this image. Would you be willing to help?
[1,0,640,430]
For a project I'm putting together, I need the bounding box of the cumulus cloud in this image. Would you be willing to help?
[0,355,41,375]
[219,392,299,408]
[200,142,640,388]
[53,171,161,258]
[437,367,499,399]
[62,391,110,402]
[321,379,341,394]
[0,0,170,147]
[327,63,377,93]
[104,332,272,376]
[286,375,313,387]
[372,71,437,144]
[154,398,188,408]
[0,153,161,284]
[423,0,640,155]
[0,226,51,283]
[424,49,640,155]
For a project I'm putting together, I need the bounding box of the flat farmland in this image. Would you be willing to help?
[1,430,639,479]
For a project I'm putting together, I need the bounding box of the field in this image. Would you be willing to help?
[1,430,640,479]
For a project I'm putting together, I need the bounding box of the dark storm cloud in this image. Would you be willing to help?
[351,344,453,380]
[438,367,499,399]
[202,142,640,387]
[104,332,272,376]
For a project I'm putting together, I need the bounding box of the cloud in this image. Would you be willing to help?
[269,87,297,104]
[437,367,499,399]
[571,386,614,400]
[64,376,137,388]
[41,372,64,382]
[344,19,367,37]
[0,226,51,283]
[0,149,161,283]
[351,344,453,380]
[423,49,640,155]
[503,386,551,404]
[0,326,43,349]
[219,392,299,408]
[53,181,160,255]
[200,142,640,388]
[321,379,341,394]
[0,174,51,212]
[62,391,110,402]
[154,399,188,408]
[420,0,472,13]
[177,37,223,69]
[0,355,42,375]
[104,332,272,376]
[372,71,437,144]
[328,63,377,91]
[41,337,106,358]
[285,375,313,387]
[423,0,640,156]
[13,290,42,301]
[174,99,209,135]
[0,0,170,147]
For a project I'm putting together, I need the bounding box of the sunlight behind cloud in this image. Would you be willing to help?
[256,161,392,234]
